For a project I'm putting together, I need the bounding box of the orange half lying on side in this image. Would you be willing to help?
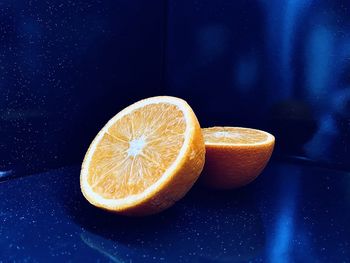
[80,96,205,216]
[201,127,275,189]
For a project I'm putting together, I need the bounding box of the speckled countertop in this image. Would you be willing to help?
[1,161,349,262]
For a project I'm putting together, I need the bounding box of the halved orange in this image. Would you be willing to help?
[201,127,275,189]
[80,96,205,216]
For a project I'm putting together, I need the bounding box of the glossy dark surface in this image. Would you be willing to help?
[1,161,349,262]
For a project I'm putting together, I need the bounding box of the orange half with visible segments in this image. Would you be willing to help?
[80,96,205,216]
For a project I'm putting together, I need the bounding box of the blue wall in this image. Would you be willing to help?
[1,0,349,176]
[165,0,350,168]
[0,0,165,175]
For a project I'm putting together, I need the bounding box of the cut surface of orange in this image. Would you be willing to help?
[201,127,275,189]
[80,96,205,216]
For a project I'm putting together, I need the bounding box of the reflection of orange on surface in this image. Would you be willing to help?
[80,96,205,216]
[201,127,275,189]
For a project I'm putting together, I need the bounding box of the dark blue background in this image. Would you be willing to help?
[0,0,349,177]
[165,0,350,168]
[0,0,165,176]
[1,1,350,262]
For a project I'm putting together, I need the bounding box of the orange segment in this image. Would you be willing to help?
[88,104,186,199]
[202,127,275,189]
[80,96,205,216]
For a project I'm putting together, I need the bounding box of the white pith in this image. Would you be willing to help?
[127,136,146,157]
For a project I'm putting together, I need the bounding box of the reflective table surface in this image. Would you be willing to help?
[1,161,349,262]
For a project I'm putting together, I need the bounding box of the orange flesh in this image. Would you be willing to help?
[203,127,268,144]
[87,104,186,199]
